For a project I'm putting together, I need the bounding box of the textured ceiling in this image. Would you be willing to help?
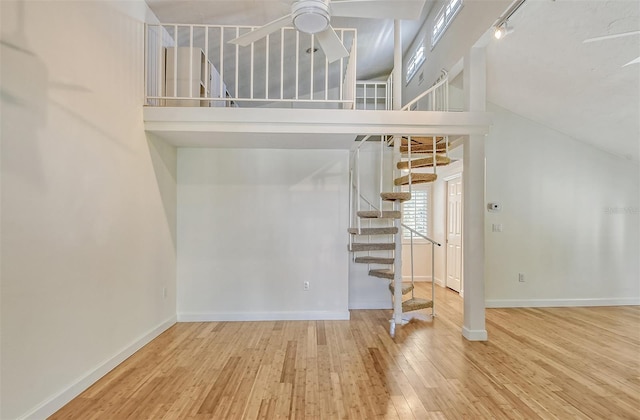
[486,0,640,163]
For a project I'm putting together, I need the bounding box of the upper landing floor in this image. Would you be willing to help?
[143,23,490,148]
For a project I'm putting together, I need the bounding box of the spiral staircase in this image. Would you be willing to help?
[349,135,451,337]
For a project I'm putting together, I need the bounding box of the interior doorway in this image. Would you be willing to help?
[445,174,463,293]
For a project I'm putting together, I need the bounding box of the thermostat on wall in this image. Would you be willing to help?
[487,202,502,212]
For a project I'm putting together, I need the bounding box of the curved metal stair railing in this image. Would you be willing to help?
[400,222,441,324]
[348,136,450,337]
[347,72,450,337]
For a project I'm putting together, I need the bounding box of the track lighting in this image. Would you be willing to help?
[492,0,526,40]
[494,21,514,39]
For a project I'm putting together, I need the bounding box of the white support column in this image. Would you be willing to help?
[393,20,402,111]
[392,19,403,327]
[462,45,488,341]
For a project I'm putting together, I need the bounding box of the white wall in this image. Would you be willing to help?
[348,141,395,309]
[0,1,177,419]
[403,0,510,102]
[485,104,640,306]
[177,148,349,320]
[401,242,434,281]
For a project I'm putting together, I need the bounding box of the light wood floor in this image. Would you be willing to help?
[51,284,640,419]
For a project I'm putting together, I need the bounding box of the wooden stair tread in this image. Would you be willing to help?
[369,269,394,279]
[394,173,437,186]
[348,227,398,235]
[357,210,401,219]
[402,298,433,312]
[349,242,395,252]
[354,256,395,265]
[397,155,451,170]
[400,144,447,153]
[380,192,412,202]
[401,136,445,145]
[388,282,414,295]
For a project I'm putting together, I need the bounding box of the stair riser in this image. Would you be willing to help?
[349,243,395,252]
[400,146,446,153]
[348,227,398,235]
[401,298,433,312]
[354,257,395,265]
[388,283,414,295]
[369,269,394,280]
[394,174,437,186]
[397,156,451,170]
[357,211,401,219]
[380,192,412,202]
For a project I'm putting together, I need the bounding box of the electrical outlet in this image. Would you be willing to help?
[303,281,310,291]
[518,273,525,283]
[492,224,503,232]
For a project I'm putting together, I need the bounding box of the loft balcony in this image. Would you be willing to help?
[143,22,491,148]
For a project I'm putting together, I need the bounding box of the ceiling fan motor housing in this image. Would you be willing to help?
[292,0,331,34]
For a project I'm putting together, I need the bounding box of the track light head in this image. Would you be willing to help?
[494,21,514,39]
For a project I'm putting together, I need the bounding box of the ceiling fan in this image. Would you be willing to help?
[228,0,426,63]
[583,30,640,67]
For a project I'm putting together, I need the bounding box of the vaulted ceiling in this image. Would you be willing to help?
[486,0,639,163]
[145,0,639,162]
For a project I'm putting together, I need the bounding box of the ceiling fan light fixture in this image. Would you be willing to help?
[292,0,331,34]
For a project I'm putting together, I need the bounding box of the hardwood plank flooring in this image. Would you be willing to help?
[50,284,640,419]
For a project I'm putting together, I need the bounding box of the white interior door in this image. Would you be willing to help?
[446,175,462,293]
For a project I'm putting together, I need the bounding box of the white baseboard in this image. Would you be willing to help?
[177,310,350,322]
[462,326,488,341]
[485,297,640,308]
[20,315,177,420]
[349,299,392,310]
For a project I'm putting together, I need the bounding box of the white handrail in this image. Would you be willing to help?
[401,77,448,111]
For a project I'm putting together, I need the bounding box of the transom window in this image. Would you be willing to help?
[406,43,425,84]
[431,0,463,49]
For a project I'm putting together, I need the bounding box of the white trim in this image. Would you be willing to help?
[462,326,488,341]
[143,107,492,147]
[178,311,350,322]
[486,297,640,308]
[19,316,177,420]
[349,299,392,310]
[443,171,463,182]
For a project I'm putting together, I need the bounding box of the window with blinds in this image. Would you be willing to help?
[402,189,429,240]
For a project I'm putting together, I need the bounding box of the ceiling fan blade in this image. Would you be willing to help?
[623,56,640,67]
[330,0,426,20]
[583,30,640,43]
[316,26,349,63]
[228,14,292,46]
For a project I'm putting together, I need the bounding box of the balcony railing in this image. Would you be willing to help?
[145,23,357,109]
[402,70,449,112]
